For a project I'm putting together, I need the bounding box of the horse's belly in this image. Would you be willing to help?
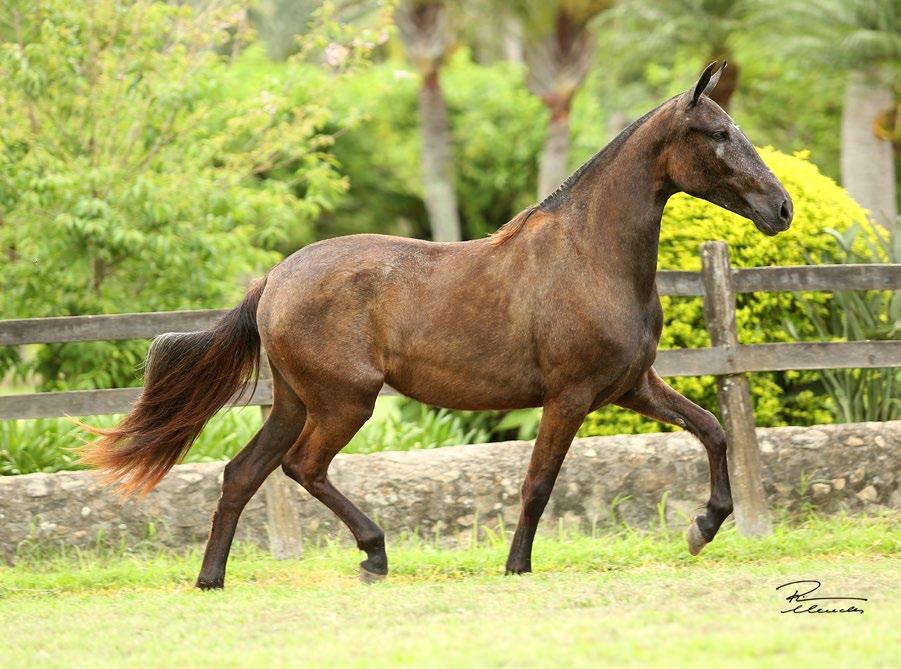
[385,344,543,411]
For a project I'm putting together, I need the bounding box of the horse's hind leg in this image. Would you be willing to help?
[281,392,387,581]
[195,369,306,590]
[615,368,733,555]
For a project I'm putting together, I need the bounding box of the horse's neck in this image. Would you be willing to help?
[564,148,672,295]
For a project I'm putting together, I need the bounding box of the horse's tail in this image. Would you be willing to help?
[78,277,268,497]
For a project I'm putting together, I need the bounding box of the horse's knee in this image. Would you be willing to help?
[708,496,733,518]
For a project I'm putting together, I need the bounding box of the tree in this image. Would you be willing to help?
[0,1,351,389]
[395,1,461,242]
[507,1,613,199]
[607,0,753,112]
[779,0,899,231]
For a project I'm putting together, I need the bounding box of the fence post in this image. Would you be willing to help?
[257,352,303,559]
[700,241,772,537]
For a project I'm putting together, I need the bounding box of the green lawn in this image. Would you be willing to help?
[1,515,898,668]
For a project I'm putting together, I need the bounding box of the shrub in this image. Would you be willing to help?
[0,409,262,476]
[345,399,492,454]
[0,401,497,475]
[0,3,349,391]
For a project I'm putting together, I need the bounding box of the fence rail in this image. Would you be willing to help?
[2,264,896,348]
[2,243,899,546]
[3,341,898,421]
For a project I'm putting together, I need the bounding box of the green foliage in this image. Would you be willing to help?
[249,0,319,61]
[787,225,900,423]
[0,1,350,390]
[730,56,844,182]
[1,400,502,475]
[322,50,545,240]
[773,0,901,85]
[580,147,885,437]
[605,0,754,59]
[0,408,263,476]
[345,400,493,454]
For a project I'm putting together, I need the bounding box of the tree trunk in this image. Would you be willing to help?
[538,101,571,199]
[841,71,897,230]
[419,70,461,242]
[502,14,524,64]
[708,59,739,112]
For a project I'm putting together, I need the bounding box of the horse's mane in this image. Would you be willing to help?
[489,96,676,246]
[489,206,539,245]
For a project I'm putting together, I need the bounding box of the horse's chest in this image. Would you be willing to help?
[542,294,662,381]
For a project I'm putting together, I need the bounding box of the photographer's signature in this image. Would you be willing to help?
[777,580,866,614]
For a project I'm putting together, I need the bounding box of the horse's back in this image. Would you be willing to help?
[255,234,545,408]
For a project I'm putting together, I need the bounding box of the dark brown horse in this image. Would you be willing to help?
[82,62,792,589]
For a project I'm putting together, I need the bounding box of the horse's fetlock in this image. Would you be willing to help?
[710,497,733,518]
[357,531,385,555]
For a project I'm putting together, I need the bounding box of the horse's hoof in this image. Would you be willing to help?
[686,521,709,556]
[504,564,531,575]
[359,566,387,584]
[195,578,224,591]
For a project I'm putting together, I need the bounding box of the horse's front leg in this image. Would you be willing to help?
[505,392,592,574]
[616,367,733,555]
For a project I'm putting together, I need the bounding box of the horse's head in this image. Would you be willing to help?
[662,61,793,236]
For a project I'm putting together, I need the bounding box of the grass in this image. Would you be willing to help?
[1,515,898,668]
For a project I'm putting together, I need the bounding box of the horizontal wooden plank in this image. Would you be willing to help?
[0,379,273,421]
[732,340,901,373]
[2,342,897,420]
[0,380,399,420]
[655,347,731,377]
[0,310,229,346]
[657,340,901,376]
[0,277,702,347]
[733,264,901,293]
[2,265,896,347]
[655,271,704,296]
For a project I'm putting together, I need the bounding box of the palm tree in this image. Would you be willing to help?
[396,1,462,242]
[780,0,899,231]
[608,0,753,112]
[507,1,614,199]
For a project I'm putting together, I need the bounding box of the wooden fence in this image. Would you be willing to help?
[2,241,900,552]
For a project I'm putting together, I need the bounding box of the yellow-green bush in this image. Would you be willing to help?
[579,147,884,436]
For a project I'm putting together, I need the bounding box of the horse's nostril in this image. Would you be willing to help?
[779,199,791,223]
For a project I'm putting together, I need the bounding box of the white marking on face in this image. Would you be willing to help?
[715,142,726,158]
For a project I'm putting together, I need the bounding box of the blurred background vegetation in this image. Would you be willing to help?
[0,0,898,473]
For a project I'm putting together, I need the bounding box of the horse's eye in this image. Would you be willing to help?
[711,130,729,142]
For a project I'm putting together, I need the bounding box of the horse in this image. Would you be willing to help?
[81,62,793,589]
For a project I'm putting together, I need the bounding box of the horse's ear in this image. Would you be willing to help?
[702,61,726,98]
[690,61,719,107]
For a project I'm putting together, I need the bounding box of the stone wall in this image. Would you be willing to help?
[1,421,897,560]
